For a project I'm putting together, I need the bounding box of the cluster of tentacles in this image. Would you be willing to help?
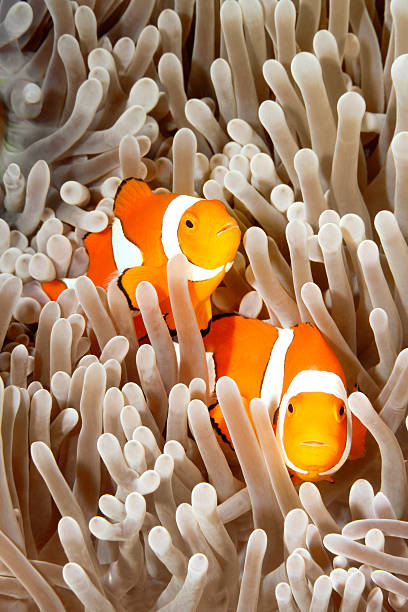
[0,0,408,610]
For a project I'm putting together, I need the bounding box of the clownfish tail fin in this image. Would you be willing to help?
[114,178,152,216]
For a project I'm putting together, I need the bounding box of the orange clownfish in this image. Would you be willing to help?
[204,314,367,483]
[43,179,241,336]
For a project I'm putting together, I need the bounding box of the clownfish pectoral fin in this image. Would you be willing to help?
[194,299,213,334]
[42,279,68,301]
[118,265,169,311]
[209,395,252,451]
[290,474,303,486]
[113,178,153,217]
[349,413,367,460]
[209,402,234,450]
[160,297,212,336]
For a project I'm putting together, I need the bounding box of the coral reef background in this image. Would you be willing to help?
[0,0,408,610]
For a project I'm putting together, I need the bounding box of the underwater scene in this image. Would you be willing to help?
[0,0,407,610]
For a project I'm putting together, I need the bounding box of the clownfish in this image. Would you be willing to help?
[204,314,366,483]
[42,179,241,336]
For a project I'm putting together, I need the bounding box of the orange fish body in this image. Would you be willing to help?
[43,179,241,335]
[204,314,366,483]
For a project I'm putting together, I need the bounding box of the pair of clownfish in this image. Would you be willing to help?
[42,179,366,483]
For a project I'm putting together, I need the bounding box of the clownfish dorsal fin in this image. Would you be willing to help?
[113,178,153,217]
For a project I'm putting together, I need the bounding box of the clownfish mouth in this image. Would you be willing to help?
[217,222,238,236]
[300,441,328,447]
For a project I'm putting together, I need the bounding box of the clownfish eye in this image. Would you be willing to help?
[335,404,346,422]
[288,403,294,414]
[185,219,194,228]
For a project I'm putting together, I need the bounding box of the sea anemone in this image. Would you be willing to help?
[1,0,408,610]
